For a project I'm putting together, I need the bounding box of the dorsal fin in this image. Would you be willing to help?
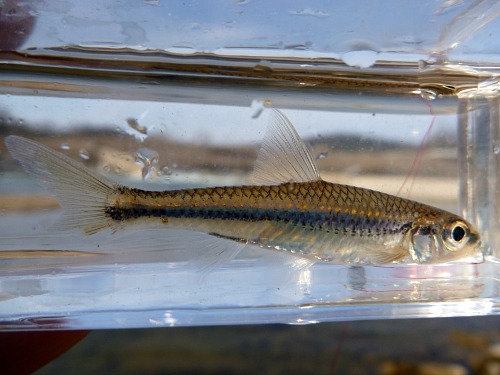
[248,109,321,185]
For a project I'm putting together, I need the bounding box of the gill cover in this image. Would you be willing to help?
[408,217,481,263]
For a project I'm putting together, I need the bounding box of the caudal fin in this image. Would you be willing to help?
[5,136,118,235]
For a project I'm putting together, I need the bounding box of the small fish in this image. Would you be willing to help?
[4,110,482,265]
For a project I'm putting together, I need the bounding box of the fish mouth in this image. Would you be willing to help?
[470,252,484,264]
[416,237,484,265]
[440,240,484,264]
[469,241,484,264]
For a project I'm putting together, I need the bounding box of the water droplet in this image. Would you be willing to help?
[18,119,23,126]
[316,152,328,160]
[494,141,500,155]
[253,60,273,73]
[79,149,90,160]
[103,165,111,173]
[341,50,378,69]
[288,8,329,17]
[60,143,70,150]
[161,166,173,176]
[420,89,437,100]
[126,118,148,135]
[436,0,463,15]
[418,59,429,70]
[284,42,313,50]
[136,148,159,180]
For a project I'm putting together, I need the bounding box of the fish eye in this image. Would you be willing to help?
[443,221,469,251]
[452,225,466,242]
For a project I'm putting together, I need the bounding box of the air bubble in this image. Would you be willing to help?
[158,166,174,181]
[420,89,437,100]
[494,141,500,155]
[316,152,328,160]
[79,149,90,160]
[60,143,70,150]
[103,165,111,173]
[136,148,159,180]
[161,166,173,176]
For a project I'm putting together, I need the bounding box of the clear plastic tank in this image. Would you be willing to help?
[0,0,498,330]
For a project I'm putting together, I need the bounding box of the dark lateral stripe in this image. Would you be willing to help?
[105,205,409,234]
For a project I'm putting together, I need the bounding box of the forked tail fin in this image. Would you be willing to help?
[5,136,118,234]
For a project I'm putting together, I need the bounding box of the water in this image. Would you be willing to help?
[0,64,497,330]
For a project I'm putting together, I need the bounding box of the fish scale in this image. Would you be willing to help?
[115,180,431,238]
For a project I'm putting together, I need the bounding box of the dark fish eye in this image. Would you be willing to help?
[452,225,466,242]
[443,220,471,251]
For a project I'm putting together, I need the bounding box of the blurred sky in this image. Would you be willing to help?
[2,95,452,146]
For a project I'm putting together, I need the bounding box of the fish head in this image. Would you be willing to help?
[406,215,482,264]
